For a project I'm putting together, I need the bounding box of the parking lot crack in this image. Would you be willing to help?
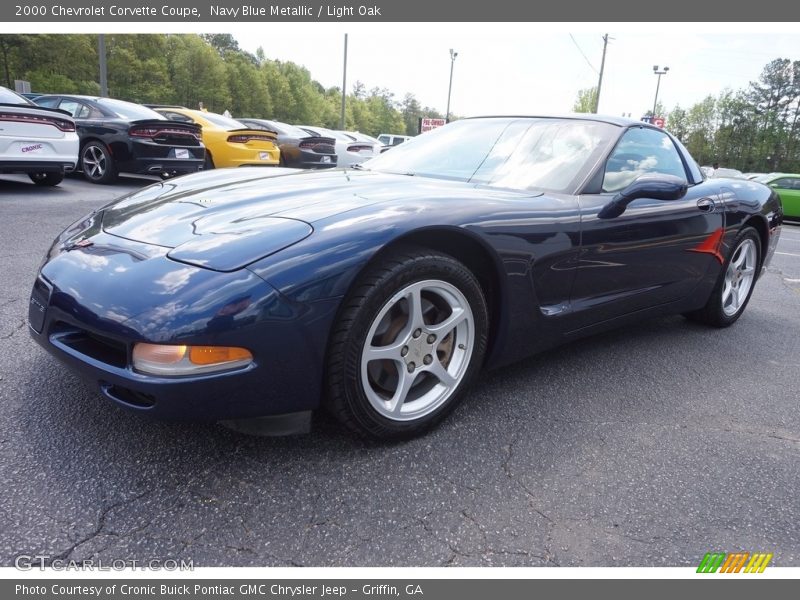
[1,320,25,339]
[51,489,153,561]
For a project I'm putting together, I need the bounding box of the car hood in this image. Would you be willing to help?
[100,167,539,271]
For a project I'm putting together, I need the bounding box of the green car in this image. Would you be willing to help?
[755,173,800,219]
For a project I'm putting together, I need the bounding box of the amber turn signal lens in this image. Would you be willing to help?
[189,346,253,365]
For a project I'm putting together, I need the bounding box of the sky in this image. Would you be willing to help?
[10,21,797,119]
[231,24,800,119]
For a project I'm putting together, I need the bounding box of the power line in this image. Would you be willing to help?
[569,33,599,75]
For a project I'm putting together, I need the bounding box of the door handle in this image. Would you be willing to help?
[697,198,716,212]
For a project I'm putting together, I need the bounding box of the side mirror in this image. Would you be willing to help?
[599,173,688,219]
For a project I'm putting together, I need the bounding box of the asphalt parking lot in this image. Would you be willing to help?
[0,173,798,568]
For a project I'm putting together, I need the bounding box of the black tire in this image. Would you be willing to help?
[685,227,762,327]
[29,172,64,186]
[204,151,215,170]
[325,246,489,440]
[81,141,117,184]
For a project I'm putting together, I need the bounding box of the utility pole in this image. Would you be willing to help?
[594,33,609,114]
[340,34,348,130]
[98,34,108,97]
[446,48,458,122]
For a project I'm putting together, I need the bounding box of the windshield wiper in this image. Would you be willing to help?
[377,170,415,176]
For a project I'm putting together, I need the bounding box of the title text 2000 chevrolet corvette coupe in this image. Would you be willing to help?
[29,116,782,439]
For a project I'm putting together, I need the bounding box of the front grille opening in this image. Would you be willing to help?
[102,384,156,408]
[51,323,128,368]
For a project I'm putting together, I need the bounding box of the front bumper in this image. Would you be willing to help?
[29,235,340,422]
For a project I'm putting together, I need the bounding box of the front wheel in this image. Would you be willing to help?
[685,227,761,327]
[325,247,488,439]
[29,172,64,186]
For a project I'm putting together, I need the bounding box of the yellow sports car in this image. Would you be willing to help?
[152,107,280,169]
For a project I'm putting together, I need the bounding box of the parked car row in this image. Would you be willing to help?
[1,85,410,187]
[33,94,206,184]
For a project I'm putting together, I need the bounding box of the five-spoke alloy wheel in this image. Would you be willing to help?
[326,247,488,439]
[81,141,117,184]
[360,279,475,422]
[721,238,757,317]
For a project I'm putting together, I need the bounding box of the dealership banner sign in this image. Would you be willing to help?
[4,0,799,21]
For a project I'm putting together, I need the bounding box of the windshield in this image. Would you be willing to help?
[363,118,617,193]
[352,132,382,145]
[97,98,164,120]
[753,174,775,183]
[202,112,248,130]
[0,87,31,105]
[275,121,315,138]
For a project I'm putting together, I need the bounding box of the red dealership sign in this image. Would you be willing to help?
[419,117,447,133]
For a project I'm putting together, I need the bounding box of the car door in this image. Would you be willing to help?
[568,126,724,330]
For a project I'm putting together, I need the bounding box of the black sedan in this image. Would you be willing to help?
[237,118,337,169]
[33,95,205,184]
[29,116,782,439]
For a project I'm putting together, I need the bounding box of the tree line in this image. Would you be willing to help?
[0,33,444,136]
[574,58,800,172]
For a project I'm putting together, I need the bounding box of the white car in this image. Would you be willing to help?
[299,126,379,167]
[0,87,78,186]
[337,130,389,154]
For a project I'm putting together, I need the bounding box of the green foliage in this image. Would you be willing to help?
[0,33,426,138]
[573,87,598,113]
[666,58,800,172]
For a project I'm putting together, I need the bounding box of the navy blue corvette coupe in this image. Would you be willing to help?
[29,116,782,438]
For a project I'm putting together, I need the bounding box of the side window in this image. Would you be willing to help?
[771,178,791,189]
[74,104,92,119]
[603,127,688,193]
[58,100,82,118]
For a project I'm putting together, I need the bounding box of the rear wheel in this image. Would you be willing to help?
[204,151,215,170]
[29,172,64,186]
[326,247,488,439]
[81,142,117,184]
[685,227,761,327]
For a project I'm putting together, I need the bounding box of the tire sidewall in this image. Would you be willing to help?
[335,252,488,438]
[714,227,762,325]
[81,142,115,184]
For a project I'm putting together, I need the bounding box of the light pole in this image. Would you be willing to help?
[446,48,458,123]
[652,65,669,118]
[98,34,108,97]
[340,33,348,130]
